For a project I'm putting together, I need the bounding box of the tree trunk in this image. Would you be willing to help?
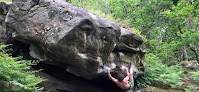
[198,16,199,21]
[187,15,195,32]
[190,47,199,61]
[194,42,199,61]
[156,28,164,56]
[187,13,199,61]
[82,0,84,8]
[78,0,84,8]
[181,46,188,61]
[106,0,110,14]
[189,45,199,61]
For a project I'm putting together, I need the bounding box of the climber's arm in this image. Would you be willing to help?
[108,70,118,83]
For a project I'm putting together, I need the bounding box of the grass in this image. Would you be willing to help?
[0,0,11,2]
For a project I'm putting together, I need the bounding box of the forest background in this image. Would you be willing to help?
[0,0,199,92]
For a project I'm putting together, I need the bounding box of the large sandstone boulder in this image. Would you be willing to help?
[0,2,12,43]
[4,0,145,79]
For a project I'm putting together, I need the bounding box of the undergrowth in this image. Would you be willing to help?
[134,53,184,90]
[0,0,11,2]
[0,45,45,92]
[135,53,199,92]
[189,71,199,83]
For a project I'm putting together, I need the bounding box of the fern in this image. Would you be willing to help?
[189,71,199,83]
[184,85,198,92]
[134,53,184,90]
[0,45,45,92]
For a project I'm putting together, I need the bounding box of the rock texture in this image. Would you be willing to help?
[4,0,145,79]
[0,2,12,43]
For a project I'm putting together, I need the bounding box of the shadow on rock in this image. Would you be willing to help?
[33,63,127,92]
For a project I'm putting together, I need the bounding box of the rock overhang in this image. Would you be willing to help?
[3,0,145,79]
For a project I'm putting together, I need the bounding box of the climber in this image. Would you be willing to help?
[108,64,134,90]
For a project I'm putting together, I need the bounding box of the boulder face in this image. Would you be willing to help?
[0,2,12,43]
[5,0,145,79]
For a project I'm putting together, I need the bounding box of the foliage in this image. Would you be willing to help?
[184,85,198,92]
[0,45,45,92]
[160,0,199,61]
[67,0,146,40]
[189,71,199,83]
[133,53,184,90]
[68,0,199,63]
[144,53,184,88]
[0,0,11,2]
